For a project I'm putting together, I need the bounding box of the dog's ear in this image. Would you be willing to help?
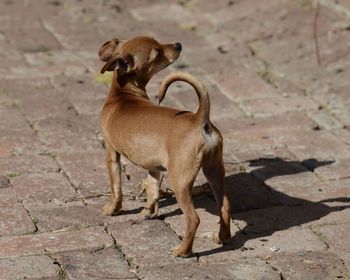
[98,38,120,62]
[148,48,159,63]
[100,54,135,75]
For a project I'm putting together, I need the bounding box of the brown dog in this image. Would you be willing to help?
[98,36,231,257]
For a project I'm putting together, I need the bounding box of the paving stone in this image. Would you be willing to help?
[84,196,145,223]
[174,79,245,120]
[0,77,53,98]
[233,204,345,234]
[0,176,10,188]
[312,202,350,223]
[269,251,349,280]
[203,0,279,26]
[239,227,326,255]
[225,171,283,212]
[332,127,350,146]
[274,130,350,161]
[312,158,350,180]
[0,188,36,237]
[56,150,109,198]
[223,128,277,153]
[12,87,77,122]
[0,128,46,157]
[218,111,316,137]
[108,220,193,268]
[250,17,349,68]
[240,95,319,117]
[0,255,62,280]
[141,259,281,280]
[41,12,106,51]
[269,177,350,205]
[315,223,350,268]
[160,196,239,239]
[0,36,23,67]
[192,227,327,264]
[51,74,107,99]
[0,226,113,259]
[308,109,344,130]
[132,3,195,25]
[1,14,62,53]
[332,103,350,127]
[221,1,338,44]
[54,248,135,280]
[10,173,76,206]
[231,147,295,164]
[28,202,105,233]
[207,66,279,102]
[249,158,324,191]
[0,155,59,177]
[0,94,32,133]
[23,50,89,77]
[34,115,101,153]
[312,81,350,107]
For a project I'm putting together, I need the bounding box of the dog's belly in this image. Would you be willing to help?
[115,135,167,172]
[123,153,167,172]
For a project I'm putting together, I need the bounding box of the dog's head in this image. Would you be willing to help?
[98,36,182,85]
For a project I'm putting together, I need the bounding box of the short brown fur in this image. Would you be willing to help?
[98,36,231,257]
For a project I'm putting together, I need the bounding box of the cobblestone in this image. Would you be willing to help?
[0,0,349,278]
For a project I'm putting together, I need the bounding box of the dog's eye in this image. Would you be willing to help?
[155,48,161,57]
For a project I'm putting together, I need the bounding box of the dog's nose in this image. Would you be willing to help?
[174,42,182,52]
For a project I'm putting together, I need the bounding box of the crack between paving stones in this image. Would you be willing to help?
[310,227,330,250]
[5,91,39,135]
[22,204,39,234]
[317,0,350,19]
[246,38,350,140]
[3,175,39,234]
[103,225,142,279]
[4,89,84,203]
[48,77,80,117]
[339,258,350,278]
[47,254,69,280]
[41,17,94,73]
[39,17,67,50]
[246,44,278,89]
[53,157,86,205]
[45,254,69,280]
[262,260,286,280]
[205,74,250,117]
[9,104,84,204]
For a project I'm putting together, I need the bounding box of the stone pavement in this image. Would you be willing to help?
[0,0,350,279]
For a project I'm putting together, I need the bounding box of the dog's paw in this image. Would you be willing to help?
[140,207,157,219]
[213,232,231,245]
[102,201,122,216]
[171,245,192,258]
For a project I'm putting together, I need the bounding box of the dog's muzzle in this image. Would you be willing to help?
[174,42,182,52]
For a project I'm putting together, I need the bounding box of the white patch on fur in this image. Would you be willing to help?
[202,129,220,153]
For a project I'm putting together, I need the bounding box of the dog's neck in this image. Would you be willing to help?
[108,72,149,100]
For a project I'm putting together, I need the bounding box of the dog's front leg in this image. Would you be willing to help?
[140,171,161,219]
[103,149,122,215]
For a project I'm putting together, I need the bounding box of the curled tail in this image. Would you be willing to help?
[158,72,210,125]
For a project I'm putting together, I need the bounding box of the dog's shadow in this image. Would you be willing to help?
[158,157,350,257]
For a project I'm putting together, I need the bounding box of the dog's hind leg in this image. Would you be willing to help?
[169,161,201,257]
[202,145,231,244]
